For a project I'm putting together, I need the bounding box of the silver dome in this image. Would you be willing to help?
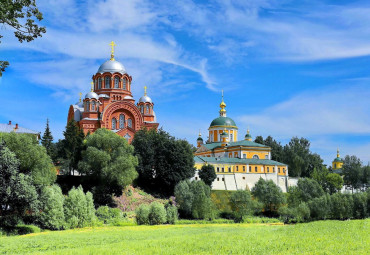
[85,91,99,100]
[139,95,152,103]
[98,60,126,74]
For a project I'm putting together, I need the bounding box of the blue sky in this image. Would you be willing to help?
[1,0,370,165]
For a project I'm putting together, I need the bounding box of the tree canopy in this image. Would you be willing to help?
[199,164,217,187]
[41,118,55,162]
[251,178,286,214]
[132,128,195,196]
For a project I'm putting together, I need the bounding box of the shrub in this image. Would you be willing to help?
[15,224,41,235]
[64,186,96,229]
[251,178,286,214]
[191,181,216,220]
[330,193,353,220]
[165,204,178,224]
[352,192,367,219]
[96,206,124,225]
[174,180,194,218]
[230,190,258,222]
[136,204,150,225]
[308,194,331,220]
[38,185,65,230]
[149,202,167,225]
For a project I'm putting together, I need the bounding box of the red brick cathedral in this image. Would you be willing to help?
[67,42,159,143]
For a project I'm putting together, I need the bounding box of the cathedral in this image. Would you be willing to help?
[193,94,294,192]
[67,42,159,143]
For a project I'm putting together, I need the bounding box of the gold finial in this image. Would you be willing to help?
[337,148,340,158]
[144,85,147,96]
[109,41,116,60]
[79,92,82,102]
[90,81,94,92]
[247,127,250,134]
[219,90,226,117]
[199,129,201,137]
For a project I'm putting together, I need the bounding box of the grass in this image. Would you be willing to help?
[0,220,368,254]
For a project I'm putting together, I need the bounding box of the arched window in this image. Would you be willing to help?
[122,78,127,90]
[91,101,95,111]
[85,101,90,112]
[114,77,119,88]
[112,118,117,130]
[252,155,259,159]
[230,133,233,142]
[140,105,144,113]
[98,78,102,89]
[119,114,125,129]
[127,118,132,128]
[146,105,150,114]
[105,76,111,88]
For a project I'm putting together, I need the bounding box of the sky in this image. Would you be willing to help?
[1,0,370,166]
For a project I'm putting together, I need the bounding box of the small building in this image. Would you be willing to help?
[193,93,291,192]
[0,120,40,139]
[332,149,344,174]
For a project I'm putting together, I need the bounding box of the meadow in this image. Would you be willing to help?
[0,220,368,255]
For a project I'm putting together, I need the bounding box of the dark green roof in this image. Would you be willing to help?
[194,156,287,166]
[333,157,343,162]
[202,140,268,150]
[245,133,252,138]
[210,117,237,128]
[197,137,203,141]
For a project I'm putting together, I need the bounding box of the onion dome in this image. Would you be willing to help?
[333,148,343,162]
[98,59,126,74]
[210,116,237,128]
[85,91,99,100]
[139,86,152,103]
[245,128,252,140]
[197,131,203,141]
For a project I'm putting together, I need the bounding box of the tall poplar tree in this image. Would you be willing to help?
[41,118,54,160]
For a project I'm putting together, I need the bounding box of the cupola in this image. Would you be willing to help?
[245,128,252,141]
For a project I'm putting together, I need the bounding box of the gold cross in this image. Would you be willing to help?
[91,81,94,92]
[109,41,116,60]
[79,92,82,102]
[144,85,147,96]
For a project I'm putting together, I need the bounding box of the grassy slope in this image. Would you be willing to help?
[0,220,369,255]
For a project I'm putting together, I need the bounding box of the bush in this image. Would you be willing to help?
[96,206,125,225]
[251,178,286,214]
[149,202,167,225]
[241,216,281,224]
[352,192,367,219]
[174,180,194,218]
[308,194,331,220]
[38,185,65,230]
[191,181,216,220]
[14,224,41,235]
[230,190,261,222]
[64,186,96,229]
[330,193,353,220]
[165,204,178,224]
[136,204,150,225]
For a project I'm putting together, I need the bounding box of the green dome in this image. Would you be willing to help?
[210,117,237,128]
[333,157,343,162]
[245,133,252,138]
[197,137,203,141]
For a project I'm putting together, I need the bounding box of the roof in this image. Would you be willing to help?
[333,157,343,162]
[210,116,237,128]
[98,59,126,74]
[202,140,268,150]
[0,124,39,135]
[194,156,287,166]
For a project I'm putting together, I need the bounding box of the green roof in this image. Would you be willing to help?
[197,137,203,141]
[210,117,237,128]
[202,140,268,150]
[333,157,343,162]
[194,156,287,166]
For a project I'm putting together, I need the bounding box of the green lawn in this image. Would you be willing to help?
[0,220,369,254]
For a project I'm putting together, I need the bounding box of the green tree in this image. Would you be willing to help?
[38,185,65,230]
[132,128,195,196]
[135,204,150,225]
[330,193,353,220]
[325,173,344,194]
[0,0,46,76]
[360,165,370,191]
[174,180,194,218]
[64,186,96,229]
[199,164,217,187]
[191,181,215,220]
[255,136,284,162]
[0,143,39,227]
[352,192,367,219]
[148,202,167,225]
[342,155,362,192]
[0,132,56,185]
[78,128,138,205]
[61,120,85,175]
[296,178,325,203]
[251,178,286,214]
[230,190,257,221]
[41,118,55,161]
[308,194,331,220]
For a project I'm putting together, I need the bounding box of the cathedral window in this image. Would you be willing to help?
[122,78,127,90]
[230,133,233,142]
[119,114,125,129]
[146,105,150,114]
[255,166,258,172]
[105,76,111,88]
[243,166,245,172]
[127,118,132,128]
[91,101,95,111]
[98,78,102,89]
[85,101,90,112]
[252,155,259,159]
[112,118,117,130]
[217,167,219,172]
[114,77,119,88]
[249,166,251,172]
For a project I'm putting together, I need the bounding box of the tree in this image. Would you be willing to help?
[199,164,217,187]
[41,118,55,161]
[0,132,56,185]
[0,143,39,227]
[325,173,343,194]
[342,155,362,192]
[251,178,286,214]
[0,0,46,76]
[148,202,167,225]
[191,181,215,220]
[174,180,194,218]
[296,178,325,202]
[38,185,65,230]
[78,128,138,205]
[230,190,259,221]
[255,136,284,162]
[61,120,85,175]
[132,128,195,196]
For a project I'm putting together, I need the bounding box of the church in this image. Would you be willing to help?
[193,94,293,192]
[67,42,159,143]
